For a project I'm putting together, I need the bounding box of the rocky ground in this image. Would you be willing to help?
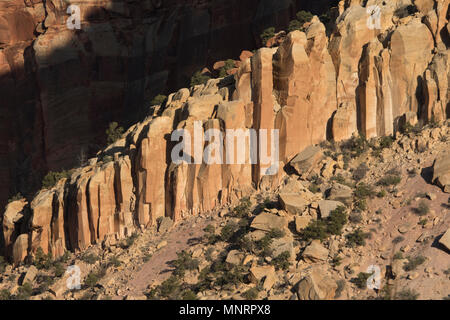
[1,121,449,300]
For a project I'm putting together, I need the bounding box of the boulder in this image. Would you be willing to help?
[296,267,337,300]
[225,250,244,265]
[21,265,38,285]
[270,236,295,259]
[295,216,312,233]
[12,234,28,265]
[303,240,329,262]
[438,228,450,251]
[157,217,174,234]
[290,146,323,176]
[318,200,345,219]
[250,212,287,232]
[249,265,276,290]
[278,193,309,215]
[327,183,353,205]
[432,151,450,192]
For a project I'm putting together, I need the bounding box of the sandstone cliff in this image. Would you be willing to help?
[1,0,449,263]
[0,0,334,209]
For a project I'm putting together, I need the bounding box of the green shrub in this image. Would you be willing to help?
[33,247,53,270]
[355,183,376,199]
[0,289,11,300]
[271,251,291,271]
[171,251,199,278]
[296,10,313,24]
[106,122,124,144]
[377,175,401,186]
[85,266,106,288]
[342,134,369,158]
[181,290,197,300]
[346,228,369,247]
[42,170,71,189]
[352,272,372,289]
[396,288,419,300]
[242,287,261,300]
[327,206,348,236]
[353,164,369,181]
[393,252,404,260]
[8,193,23,203]
[288,20,302,32]
[150,94,167,106]
[413,200,430,216]
[108,256,121,268]
[218,59,236,78]
[81,253,99,265]
[54,262,65,277]
[403,255,426,272]
[260,27,275,44]
[15,283,33,300]
[231,197,251,218]
[302,206,347,241]
[335,279,346,298]
[190,71,210,86]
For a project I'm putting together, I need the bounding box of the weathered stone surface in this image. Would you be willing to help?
[327,183,353,204]
[295,216,312,233]
[318,200,345,219]
[432,151,450,192]
[290,146,324,176]
[250,212,288,232]
[278,193,309,215]
[439,228,450,251]
[303,240,329,262]
[21,265,38,285]
[296,267,337,300]
[226,250,245,265]
[158,217,174,234]
[249,265,276,290]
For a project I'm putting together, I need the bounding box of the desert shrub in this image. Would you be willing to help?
[120,232,139,249]
[0,289,11,300]
[342,134,369,158]
[182,290,197,300]
[106,121,124,144]
[242,287,261,300]
[214,265,248,288]
[393,252,404,260]
[288,19,302,32]
[335,279,346,298]
[331,255,342,267]
[354,199,367,212]
[296,10,313,24]
[396,288,419,300]
[353,163,369,181]
[271,251,291,271]
[33,247,53,270]
[379,135,394,149]
[354,183,376,199]
[170,251,199,278]
[377,174,401,186]
[403,255,426,272]
[42,170,71,189]
[231,197,251,218]
[108,256,121,268]
[150,94,167,107]
[85,266,107,288]
[413,200,430,216]
[346,228,369,247]
[190,71,211,86]
[147,275,181,300]
[349,212,363,224]
[81,253,99,265]
[8,193,23,203]
[392,236,405,244]
[260,27,275,44]
[53,262,65,277]
[352,272,372,289]
[302,206,347,240]
[15,283,33,300]
[219,222,238,243]
[218,59,236,78]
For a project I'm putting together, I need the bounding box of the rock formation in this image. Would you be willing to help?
[1,0,449,263]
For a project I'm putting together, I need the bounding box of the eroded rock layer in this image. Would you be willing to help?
[1,0,450,263]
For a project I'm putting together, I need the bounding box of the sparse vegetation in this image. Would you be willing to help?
[218,59,236,78]
[260,27,275,44]
[190,70,211,86]
[346,228,369,247]
[42,170,71,189]
[150,94,167,107]
[106,121,124,144]
[8,192,23,203]
[403,255,426,272]
[302,206,347,241]
[413,200,430,216]
[352,272,373,289]
[396,288,419,300]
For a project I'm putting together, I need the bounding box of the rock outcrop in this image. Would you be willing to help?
[1,0,449,262]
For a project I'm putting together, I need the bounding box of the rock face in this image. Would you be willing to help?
[0,0,335,208]
[1,0,450,262]
[296,267,337,300]
[432,151,450,192]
